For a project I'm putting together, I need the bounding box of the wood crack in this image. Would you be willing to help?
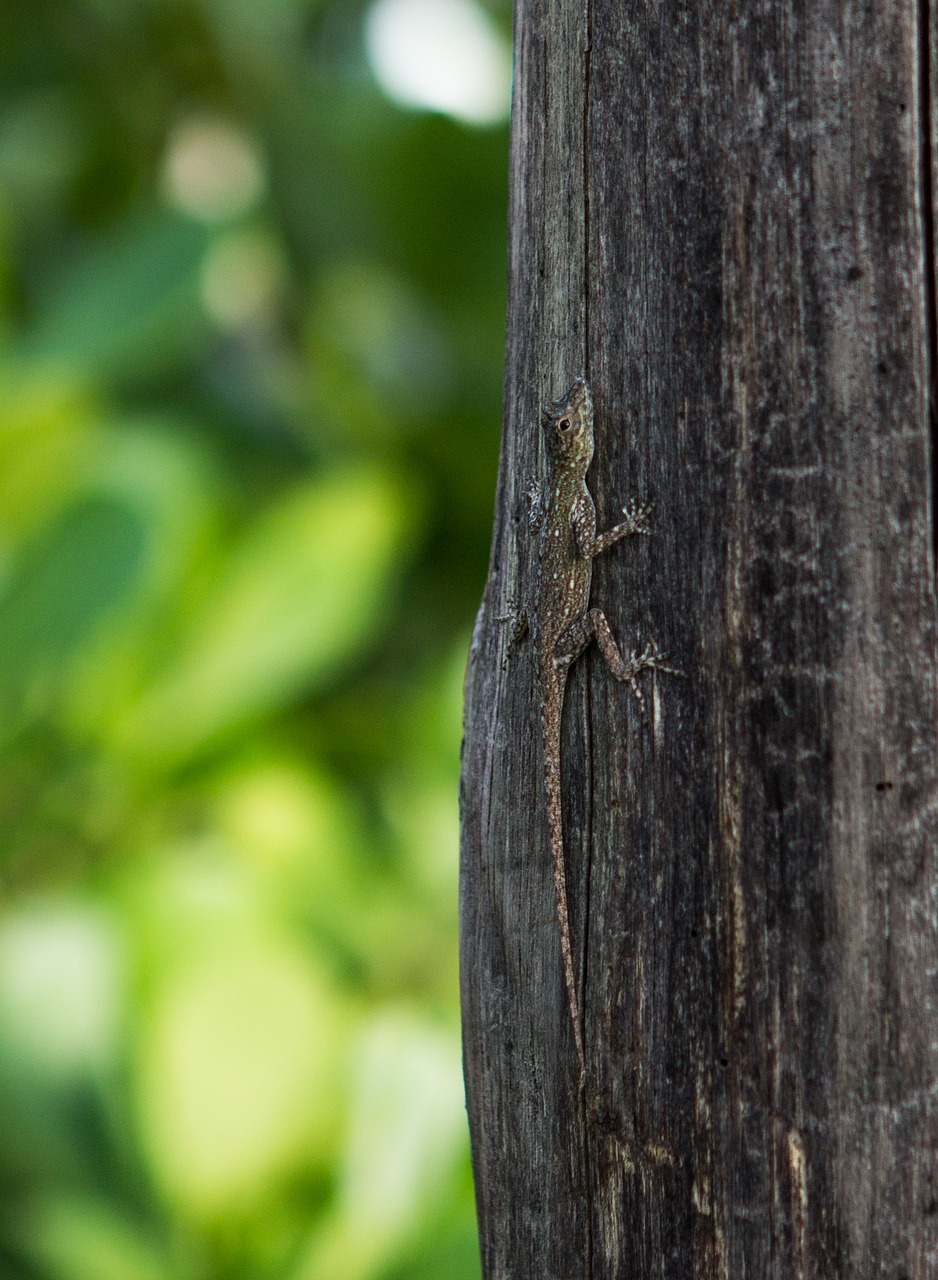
[580,9,596,1280]
[917,0,938,564]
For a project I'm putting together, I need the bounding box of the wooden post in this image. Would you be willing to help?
[460,0,938,1274]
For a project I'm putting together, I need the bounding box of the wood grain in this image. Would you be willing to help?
[460,0,938,1274]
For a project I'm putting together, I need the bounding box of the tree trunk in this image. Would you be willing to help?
[459,0,938,1274]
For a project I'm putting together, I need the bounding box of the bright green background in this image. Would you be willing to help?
[0,2,508,1276]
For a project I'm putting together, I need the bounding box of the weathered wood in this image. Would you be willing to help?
[460,0,938,1274]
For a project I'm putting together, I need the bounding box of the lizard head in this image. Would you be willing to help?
[544,377,594,471]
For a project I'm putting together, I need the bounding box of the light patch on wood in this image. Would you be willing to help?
[789,1128,808,1278]
[720,751,747,1034]
[692,1170,712,1215]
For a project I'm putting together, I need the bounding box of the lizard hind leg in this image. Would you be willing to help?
[556,609,681,716]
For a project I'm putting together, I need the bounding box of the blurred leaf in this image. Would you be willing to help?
[80,420,222,592]
[22,214,211,381]
[0,494,148,733]
[211,754,446,996]
[0,0,502,1269]
[137,932,347,1218]
[307,261,454,441]
[215,756,357,876]
[65,419,224,733]
[384,777,459,915]
[121,840,268,975]
[15,1196,180,1280]
[0,905,124,1075]
[0,371,96,545]
[205,0,312,55]
[117,467,414,763]
[293,1009,467,1280]
[381,1212,482,1280]
[212,758,373,950]
[0,93,85,217]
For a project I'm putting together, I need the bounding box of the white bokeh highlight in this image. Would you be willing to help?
[365,0,511,126]
[0,907,123,1070]
[162,116,265,223]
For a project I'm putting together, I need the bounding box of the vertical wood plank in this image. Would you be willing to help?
[460,0,938,1274]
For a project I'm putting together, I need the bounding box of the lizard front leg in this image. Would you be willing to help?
[578,498,655,559]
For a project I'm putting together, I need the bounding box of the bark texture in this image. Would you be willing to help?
[460,0,938,1275]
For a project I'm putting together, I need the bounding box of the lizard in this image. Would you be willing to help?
[512,376,680,1089]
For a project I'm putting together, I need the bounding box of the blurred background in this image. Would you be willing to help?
[0,0,509,1275]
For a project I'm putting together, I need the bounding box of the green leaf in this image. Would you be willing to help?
[117,466,413,763]
[0,905,124,1074]
[290,1009,467,1280]
[15,1196,181,1280]
[0,369,94,543]
[22,214,211,381]
[136,932,347,1218]
[0,494,148,731]
[64,419,224,734]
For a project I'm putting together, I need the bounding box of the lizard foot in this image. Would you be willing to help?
[621,640,684,716]
[619,497,655,537]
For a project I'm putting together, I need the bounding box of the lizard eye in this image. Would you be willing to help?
[558,418,572,432]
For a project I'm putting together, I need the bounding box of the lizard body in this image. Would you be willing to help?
[524,377,678,1087]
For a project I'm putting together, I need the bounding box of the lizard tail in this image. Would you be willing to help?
[542,686,587,1088]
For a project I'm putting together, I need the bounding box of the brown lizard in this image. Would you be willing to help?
[514,377,679,1088]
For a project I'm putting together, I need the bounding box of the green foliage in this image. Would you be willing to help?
[0,0,508,1275]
